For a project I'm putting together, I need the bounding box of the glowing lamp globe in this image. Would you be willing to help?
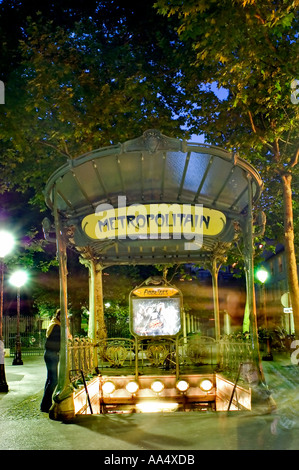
[125,381,139,394]
[151,380,164,393]
[102,381,115,395]
[176,380,189,392]
[256,268,268,284]
[0,231,15,258]
[9,270,28,288]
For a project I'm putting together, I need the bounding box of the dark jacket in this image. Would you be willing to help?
[45,324,60,353]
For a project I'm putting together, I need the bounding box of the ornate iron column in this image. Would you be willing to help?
[94,262,107,343]
[82,257,106,370]
[205,256,224,341]
[50,185,75,421]
[79,258,96,341]
[210,258,222,341]
[242,174,264,382]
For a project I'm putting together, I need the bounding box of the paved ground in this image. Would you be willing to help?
[0,354,299,452]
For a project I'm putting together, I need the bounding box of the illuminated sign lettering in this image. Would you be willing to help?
[82,199,226,246]
[133,287,179,297]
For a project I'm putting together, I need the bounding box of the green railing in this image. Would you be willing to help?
[94,335,253,379]
[62,334,255,386]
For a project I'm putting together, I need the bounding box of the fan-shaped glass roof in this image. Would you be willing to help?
[44,130,263,265]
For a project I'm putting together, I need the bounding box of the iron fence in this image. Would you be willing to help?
[2,316,50,356]
[95,334,254,379]
[2,317,254,378]
[1,316,129,357]
[105,316,131,338]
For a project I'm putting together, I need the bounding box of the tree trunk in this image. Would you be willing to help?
[281,173,299,336]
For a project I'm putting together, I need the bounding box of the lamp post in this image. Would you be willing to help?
[9,270,28,366]
[0,230,15,392]
[256,268,273,361]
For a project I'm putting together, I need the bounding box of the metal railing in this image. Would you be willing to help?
[2,316,255,384]
[68,336,95,384]
[2,316,49,355]
[93,334,254,379]
[218,336,254,375]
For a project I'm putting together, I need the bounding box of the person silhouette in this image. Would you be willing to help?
[40,309,61,413]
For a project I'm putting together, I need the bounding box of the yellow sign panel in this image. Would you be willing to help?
[82,203,226,240]
[133,287,179,297]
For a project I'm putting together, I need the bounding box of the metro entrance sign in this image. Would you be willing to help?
[82,202,226,243]
[43,129,266,420]
[44,129,264,266]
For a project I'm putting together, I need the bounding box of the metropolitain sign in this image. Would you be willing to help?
[82,199,226,248]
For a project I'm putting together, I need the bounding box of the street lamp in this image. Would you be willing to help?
[0,230,15,392]
[256,268,268,285]
[256,267,273,361]
[9,269,28,366]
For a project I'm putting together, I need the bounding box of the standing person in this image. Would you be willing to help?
[40,309,61,413]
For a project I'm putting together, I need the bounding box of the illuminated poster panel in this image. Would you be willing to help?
[131,297,181,337]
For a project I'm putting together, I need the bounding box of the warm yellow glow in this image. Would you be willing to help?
[132,287,179,297]
[102,381,116,394]
[176,380,189,392]
[136,401,178,413]
[82,205,226,240]
[150,380,164,393]
[125,381,139,394]
[199,379,213,392]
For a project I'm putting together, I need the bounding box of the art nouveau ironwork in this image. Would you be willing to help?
[43,130,265,419]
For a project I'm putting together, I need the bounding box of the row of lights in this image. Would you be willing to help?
[102,378,214,395]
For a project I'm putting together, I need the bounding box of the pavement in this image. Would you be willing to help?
[0,353,299,452]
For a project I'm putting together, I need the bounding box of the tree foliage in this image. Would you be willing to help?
[155,0,299,329]
[1,1,298,328]
[0,2,191,203]
[155,0,298,205]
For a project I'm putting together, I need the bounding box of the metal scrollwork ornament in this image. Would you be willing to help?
[146,343,169,367]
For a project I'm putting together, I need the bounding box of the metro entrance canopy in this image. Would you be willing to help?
[44,129,264,265]
[43,130,266,421]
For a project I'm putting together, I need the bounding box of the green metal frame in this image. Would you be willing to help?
[43,130,265,420]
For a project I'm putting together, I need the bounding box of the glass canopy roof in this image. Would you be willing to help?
[44,130,263,265]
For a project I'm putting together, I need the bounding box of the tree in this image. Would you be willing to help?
[0,2,193,335]
[0,4,190,205]
[155,0,299,333]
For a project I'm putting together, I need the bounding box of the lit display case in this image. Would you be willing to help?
[129,284,182,338]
